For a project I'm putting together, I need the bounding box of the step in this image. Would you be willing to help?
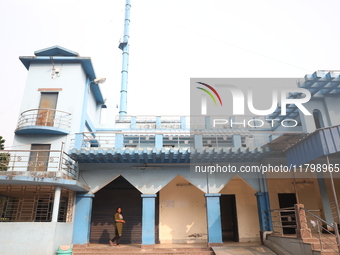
[311,242,338,250]
[72,246,214,255]
[73,252,214,255]
[303,237,337,244]
[319,250,340,255]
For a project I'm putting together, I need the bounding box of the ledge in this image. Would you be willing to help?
[15,126,70,135]
[0,172,89,192]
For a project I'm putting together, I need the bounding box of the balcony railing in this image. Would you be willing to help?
[0,149,77,179]
[70,130,274,150]
[16,108,71,132]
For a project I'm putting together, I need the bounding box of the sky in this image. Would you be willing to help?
[1,0,340,148]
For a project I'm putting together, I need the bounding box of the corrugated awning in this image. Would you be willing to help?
[285,125,340,166]
[264,133,308,152]
[70,146,271,164]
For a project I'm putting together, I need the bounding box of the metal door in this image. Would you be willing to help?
[36,93,58,126]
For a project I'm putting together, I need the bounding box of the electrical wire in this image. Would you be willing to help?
[133,7,313,73]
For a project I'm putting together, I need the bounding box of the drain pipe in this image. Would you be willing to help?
[118,0,131,116]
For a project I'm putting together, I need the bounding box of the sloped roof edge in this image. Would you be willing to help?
[34,45,79,57]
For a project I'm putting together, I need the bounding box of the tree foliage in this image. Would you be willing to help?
[0,136,4,150]
[0,136,9,171]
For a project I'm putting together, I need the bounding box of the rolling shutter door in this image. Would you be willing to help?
[90,177,142,244]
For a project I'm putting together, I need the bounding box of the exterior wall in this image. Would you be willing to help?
[220,178,260,242]
[324,96,340,126]
[325,178,340,206]
[13,134,66,151]
[267,178,321,211]
[78,165,210,194]
[87,90,100,127]
[20,63,86,131]
[0,222,73,255]
[159,175,207,243]
[14,62,87,149]
[299,97,330,133]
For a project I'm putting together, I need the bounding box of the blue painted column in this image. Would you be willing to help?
[72,193,94,244]
[194,134,203,149]
[232,134,241,148]
[205,193,222,245]
[74,133,84,150]
[255,192,272,232]
[115,134,124,149]
[180,116,186,129]
[155,134,163,150]
[130,116,136,129]
[205,116,211,129]
[141,194,157,246]
[156,116,161,129]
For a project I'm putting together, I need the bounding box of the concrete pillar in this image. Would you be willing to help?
[115,134,124,149]
[156,116,161,129]
[130,116,136,129]
[52,186,62,222]
[295,204,312,240]
[194,134,203,149]
[205,193,222,246]
[180,116,186,129]
[72,193,95,244]
[232,134,241,148]
[74,133,84,149]
[141,194,157,246]
[205,116,211,129]
[316,172,334,223]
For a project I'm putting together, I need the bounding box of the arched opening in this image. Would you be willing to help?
[90,175,143,244]
[219,177,259,243]
[158,175,207,243]
[313,109,324,129]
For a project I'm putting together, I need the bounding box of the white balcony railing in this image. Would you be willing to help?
[0,150,77,179]
[16,108,71,131]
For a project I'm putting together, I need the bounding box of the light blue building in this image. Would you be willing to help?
[1,45,340,255]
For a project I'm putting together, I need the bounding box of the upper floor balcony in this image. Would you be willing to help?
[69,128,275,164]
[67,115,302,163]
[114,115,187,130]
[0,148,78,180]
[0,147,88,191]
[15,108,71,135]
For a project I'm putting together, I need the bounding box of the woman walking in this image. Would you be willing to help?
[110,207,125,247]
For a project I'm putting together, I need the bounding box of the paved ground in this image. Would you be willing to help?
[82,242,277,254]
[211,242,276,255]
[212,246,276,255]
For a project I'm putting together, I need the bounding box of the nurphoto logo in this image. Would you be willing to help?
[191,78,312,129]
[197,81,311,116]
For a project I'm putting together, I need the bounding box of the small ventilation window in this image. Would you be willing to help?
[313,110,324,129]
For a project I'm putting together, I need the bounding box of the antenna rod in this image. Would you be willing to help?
[119,0,131,116]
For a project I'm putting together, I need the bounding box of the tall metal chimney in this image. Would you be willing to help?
[118,0,131,116]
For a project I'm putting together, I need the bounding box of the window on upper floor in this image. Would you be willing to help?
[313,109,324,129]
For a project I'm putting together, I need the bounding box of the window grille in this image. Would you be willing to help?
[0,185,74,222]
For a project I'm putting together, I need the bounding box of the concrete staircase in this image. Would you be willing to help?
[302,236,340,255]
[265,235,340,255]
[72,244,215,255]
